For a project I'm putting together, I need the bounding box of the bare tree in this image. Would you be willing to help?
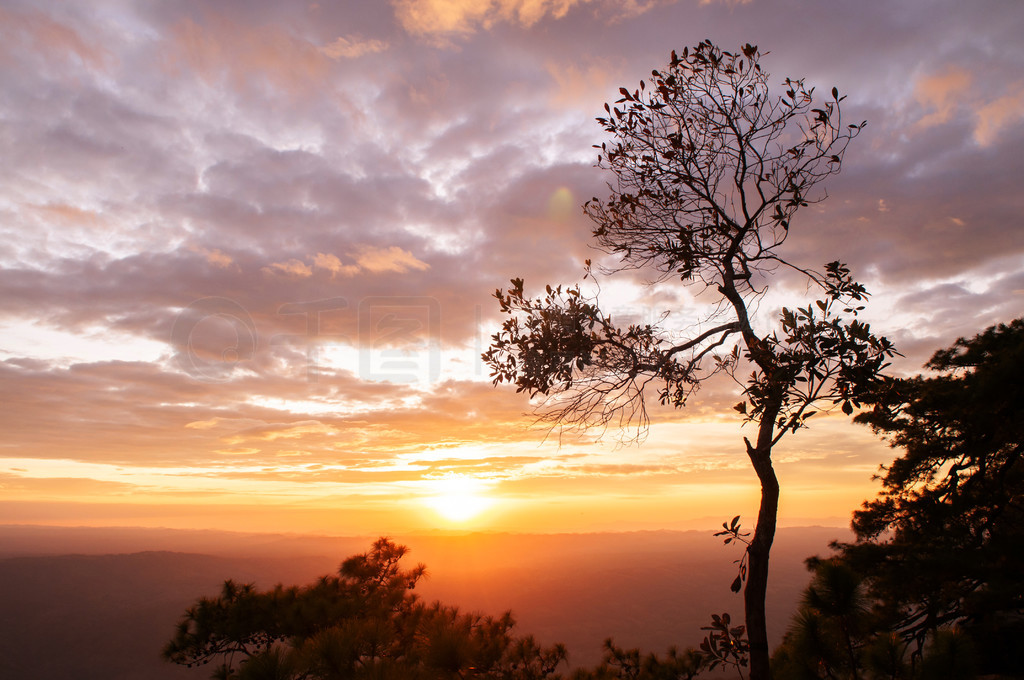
[483,41,896,680]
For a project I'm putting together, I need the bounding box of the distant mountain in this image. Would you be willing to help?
[0,550,339,680]
[0,524,370,560]
[0,525,848,678]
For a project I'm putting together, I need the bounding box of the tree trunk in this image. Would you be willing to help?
[719,272,782,679]
[745,437,780,680]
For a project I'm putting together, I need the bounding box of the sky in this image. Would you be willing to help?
[1,0,1022,536]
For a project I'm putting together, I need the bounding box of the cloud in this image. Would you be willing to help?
[0,6,113,73]
[912,66,972,131]
[313,252,360,277]
[164,15,334,96]
[260,248,430,279]
[393,0,581,38]
[354,246,431,273]
[320,35,389,59]
[545,58,618,110]
[909,66,1024,148]
[389,0,663,43]
[206,249,235,269]
[0,472,140,498]
[974,82,1024,147]
[184,418,222,430]
[29,203,104,228]
[264,259,315,278]
[190,247,236,269]
[249,421,338,442]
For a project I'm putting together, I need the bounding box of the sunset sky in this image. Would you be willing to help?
[1,0,1022,536]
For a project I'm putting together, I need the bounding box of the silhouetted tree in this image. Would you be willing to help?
[164,538,567,679]
[771,557,983,680]
[770,558,879,680]
[484,41,894,680]
[832,319,1024,675]
[773,320,1024,678]
[568,639,704,680]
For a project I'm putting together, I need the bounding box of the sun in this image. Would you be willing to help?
[425,474,494,523]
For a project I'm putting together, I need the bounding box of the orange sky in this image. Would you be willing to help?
[1,0,1022,536]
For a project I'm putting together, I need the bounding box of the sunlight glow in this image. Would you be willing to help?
[0,321,167,365]
[423,473,495,523]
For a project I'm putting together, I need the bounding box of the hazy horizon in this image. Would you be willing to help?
[0,524,849,677]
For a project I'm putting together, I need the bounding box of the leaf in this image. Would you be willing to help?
[730,574,742,592]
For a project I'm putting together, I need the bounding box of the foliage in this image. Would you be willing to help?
[567,639,704,680]
[770,558,880,680]
[698,612,750,677]
[771,560,986,680]
[844,319,1023,673]
[714,515,750,593]
[773,319,1024,678]
[483,40,894,680]
[164,538,567,679]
